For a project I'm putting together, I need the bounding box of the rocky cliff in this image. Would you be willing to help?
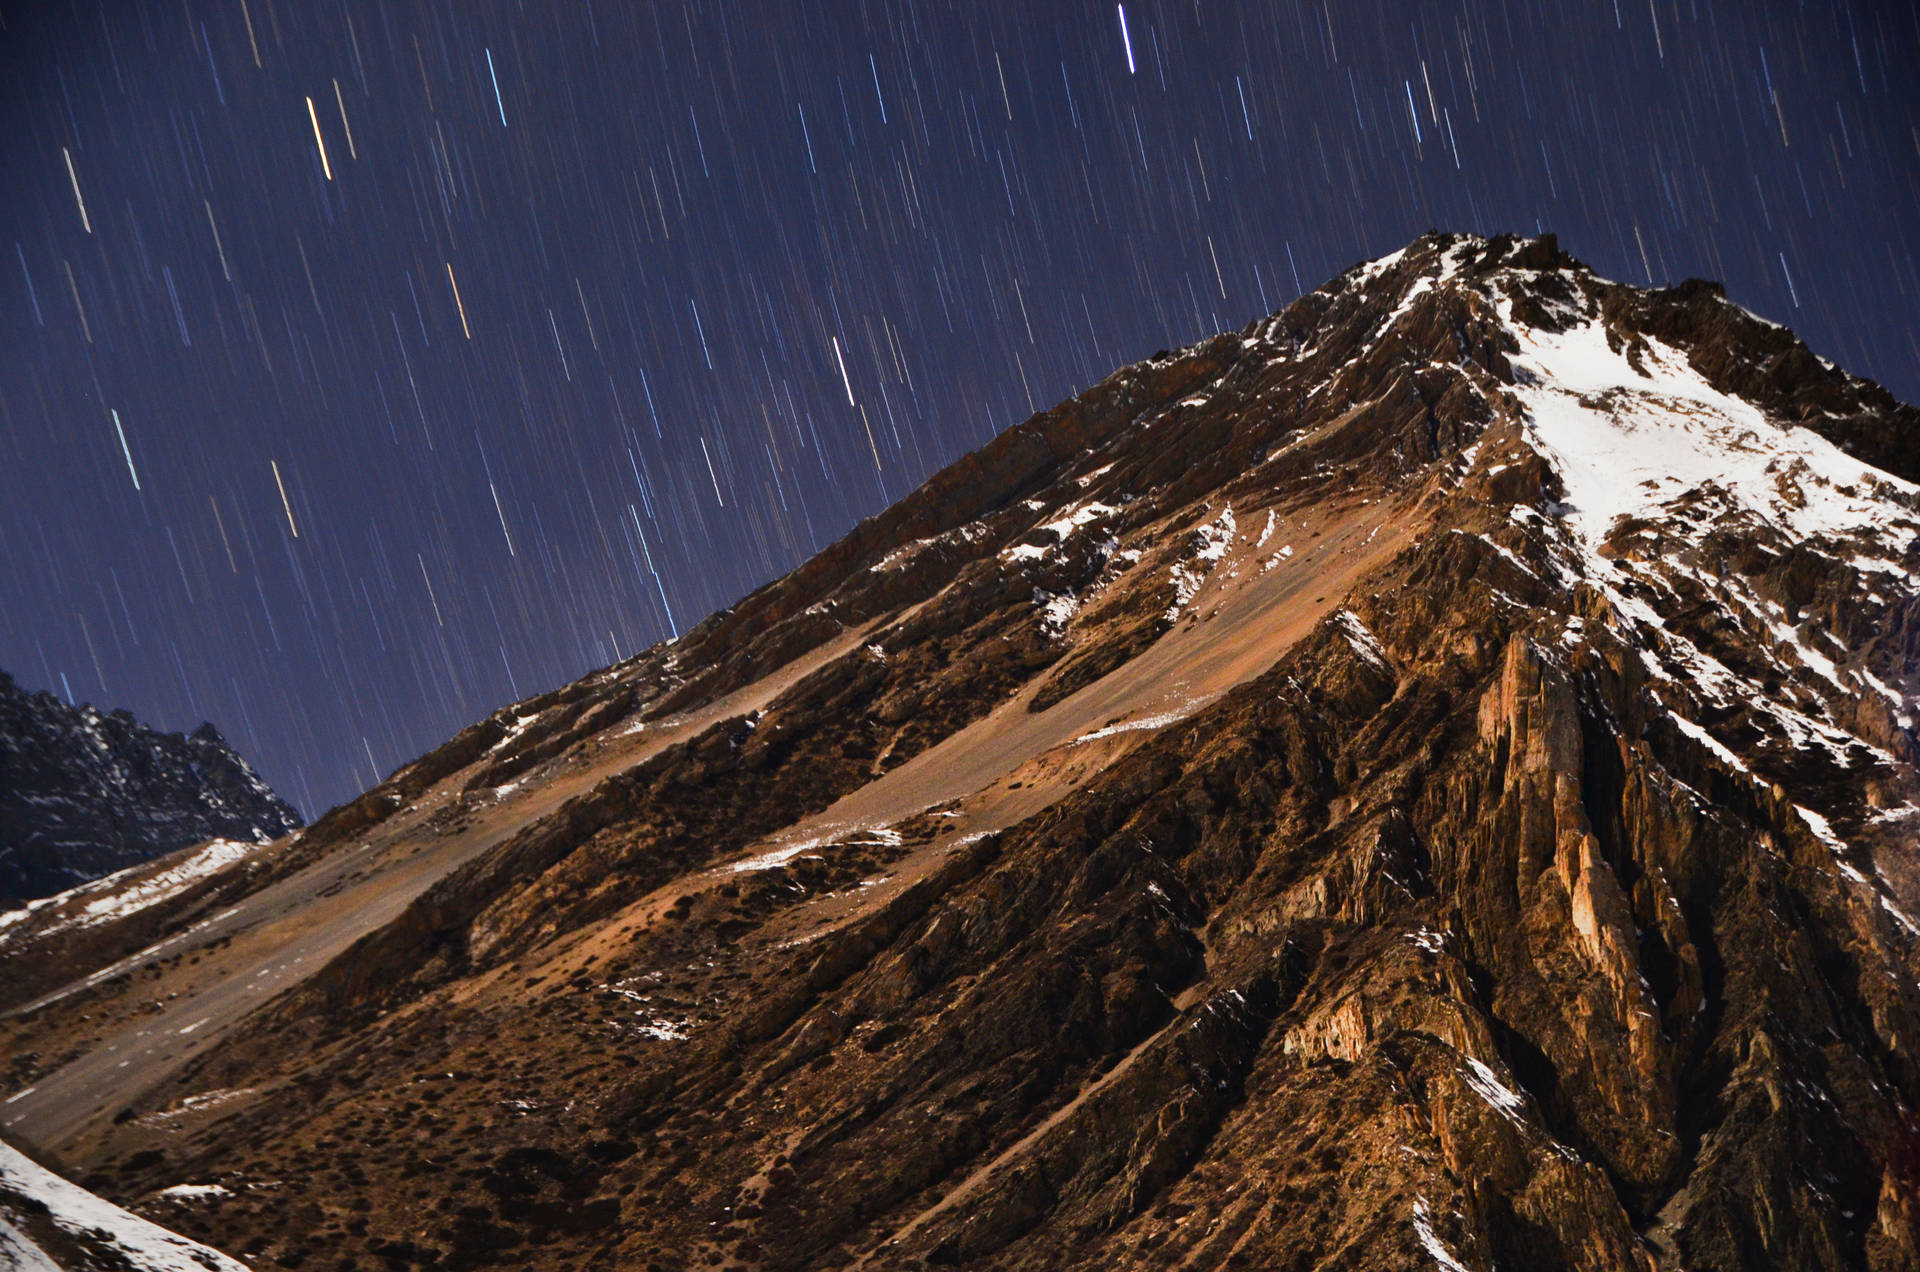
[0,672,302,901]
[1,232,1914,1272]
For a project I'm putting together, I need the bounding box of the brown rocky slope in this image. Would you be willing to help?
[2,232,1916,1272]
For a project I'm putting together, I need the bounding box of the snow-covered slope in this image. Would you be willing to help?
[0,1141,248,1271]
[1504,302,1913,556]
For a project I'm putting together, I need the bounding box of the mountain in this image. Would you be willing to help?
[0,671,303,901]
[1,231,1915,1272]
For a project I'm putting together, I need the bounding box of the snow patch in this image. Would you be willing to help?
[635,1020,690,1042]
[1073,709,1192,744]
[1164,506,1235,622]
[152,1089,253,1121]
[1857,668,1913,729]
[486,711,540,755]
[1412,1196,1473,1272]
[1795,805,1866,882]
[0,1220,63,1272]
[601,986,692,1041]
[729,826,903,874]
[1460,1056,1527,1122]
[1500,304,1915,559]
[1001,501,1117,564]
[1334,610,1390,670]
[0,839,255,948]
[1460,531,1540,580]
[1668,714,1750,774]
[1380,275,1434,330]
[1038,501,1117,541]
[1036,590,1079,638]
[154,1183,232,1202]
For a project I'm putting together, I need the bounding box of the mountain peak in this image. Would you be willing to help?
[4,237,1915,1272]
[1339,228,1573,285]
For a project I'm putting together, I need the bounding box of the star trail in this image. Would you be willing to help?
[2,1,1915,817]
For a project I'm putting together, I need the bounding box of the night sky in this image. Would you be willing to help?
[3,1,1915,818]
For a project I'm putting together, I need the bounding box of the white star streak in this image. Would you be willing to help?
[110,410,139,490]
[831,335,856,405]
[271,459,298,538]
[306,96,333,179]
[62,148,92,233]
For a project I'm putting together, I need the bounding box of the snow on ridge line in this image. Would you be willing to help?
[1379,275,1435,331]
[1002,501,1118,564]
[1346,245,1408,291]
[1459,1055,1527,1122]
[729,825,905,874]
[0,1141,250,1272]
[0,838,257,948]
[1333,610,1391,670]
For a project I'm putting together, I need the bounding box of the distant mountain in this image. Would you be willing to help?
[3,233,1915,1272]
[0,671,301,901]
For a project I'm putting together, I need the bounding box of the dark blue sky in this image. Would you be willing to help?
[3,1,1915,816]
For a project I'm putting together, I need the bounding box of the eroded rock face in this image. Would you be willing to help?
[4,233,1915,1272]
[0,671,300,900]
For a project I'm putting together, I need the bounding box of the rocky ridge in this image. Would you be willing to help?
[1,232,1915,1272]
[0,671,302,902]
